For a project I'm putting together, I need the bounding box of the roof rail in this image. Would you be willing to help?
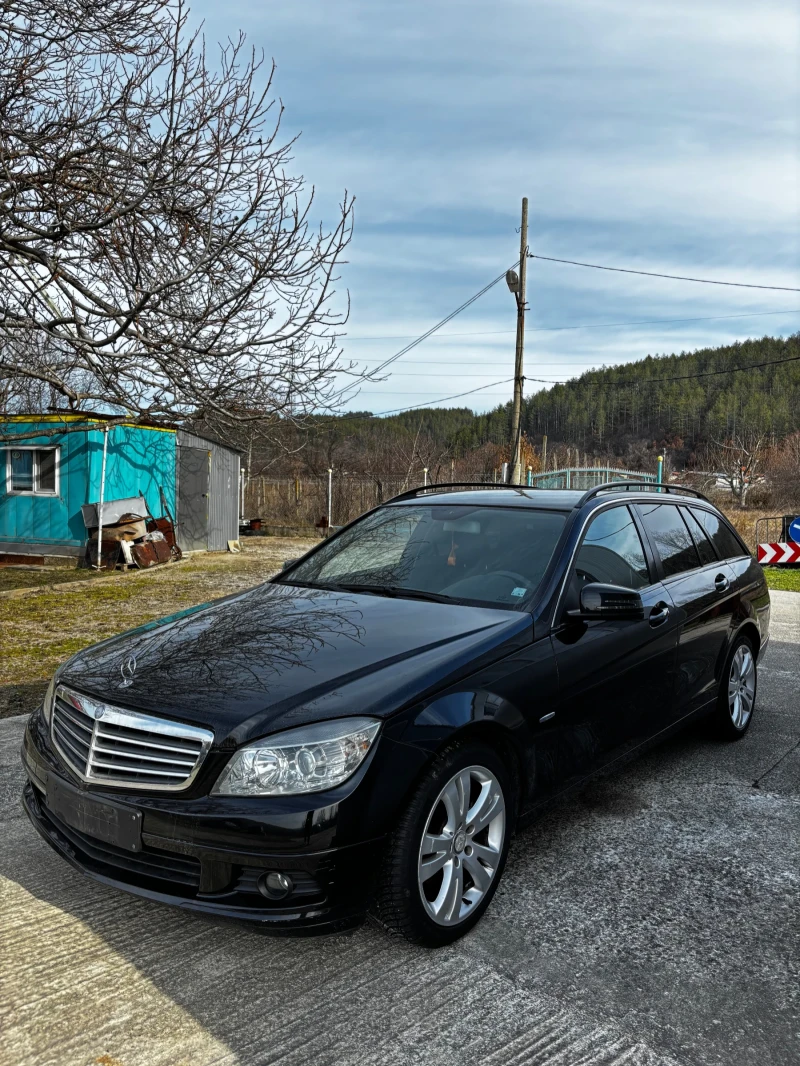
[577,480,710,506]
[387,482,533,504]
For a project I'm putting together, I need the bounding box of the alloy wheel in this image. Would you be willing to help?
[417,764,505,927]
[728,644,756,730]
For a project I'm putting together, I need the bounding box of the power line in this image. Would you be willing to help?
[347,349,800,413]
[322,378,516,424]
[370,379,515,415]
[345,308,800,342]
[599,350,800,385]
[510,350,800,389]
[326,251,800,419]
[367,263,519,376]
[360,373,565,379]
[529,255,800,293]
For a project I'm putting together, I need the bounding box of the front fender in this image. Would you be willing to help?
[395,636,560,813]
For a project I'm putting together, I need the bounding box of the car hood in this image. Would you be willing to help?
[59,582,532,745]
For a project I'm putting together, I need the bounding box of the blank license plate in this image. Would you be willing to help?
[47,776,142,852]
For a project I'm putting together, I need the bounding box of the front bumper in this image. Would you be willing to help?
[21,710,389,935]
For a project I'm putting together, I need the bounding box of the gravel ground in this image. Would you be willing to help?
[0,538,316,718]
[0,596,797,1066]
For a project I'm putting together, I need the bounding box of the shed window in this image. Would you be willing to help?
[6,448,59,494]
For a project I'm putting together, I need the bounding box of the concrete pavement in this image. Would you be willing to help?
[1,602,798,1066]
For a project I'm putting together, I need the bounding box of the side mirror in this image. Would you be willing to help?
[281,559,299,572]
[568,583,644,621]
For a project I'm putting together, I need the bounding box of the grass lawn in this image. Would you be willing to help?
[0,538,315,718]
[763,567,800,592]
[0,566,109,593]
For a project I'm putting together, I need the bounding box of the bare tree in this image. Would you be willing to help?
[705,429,769,508]
[764,431,800,511]
[0,0,356,441]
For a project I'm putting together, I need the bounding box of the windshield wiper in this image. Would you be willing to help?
[275,577,457,604]
[273,578,353,593]
[333,583,455,604]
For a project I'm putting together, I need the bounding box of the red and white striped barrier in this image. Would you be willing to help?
[757,542,800,564]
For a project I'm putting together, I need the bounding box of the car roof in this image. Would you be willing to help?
[387,486,716,512]
[388,488,581,510]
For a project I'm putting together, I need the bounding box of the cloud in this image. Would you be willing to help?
[196,0,800,413]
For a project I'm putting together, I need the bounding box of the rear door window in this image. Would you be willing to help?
[690,507,746,560]
[636,503,700,578]
[573,505,650,590]
[681,507,718,566]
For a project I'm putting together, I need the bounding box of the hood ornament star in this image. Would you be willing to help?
[119,655,137,688]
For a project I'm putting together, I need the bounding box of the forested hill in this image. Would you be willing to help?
[380,333,800,458]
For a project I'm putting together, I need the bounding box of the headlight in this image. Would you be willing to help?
[213,717,381,797]
[42,675,57,725]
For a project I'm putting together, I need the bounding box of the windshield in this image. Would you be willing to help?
[279,504,567,608]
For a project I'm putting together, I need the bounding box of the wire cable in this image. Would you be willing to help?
[321,378,516,423]
[367,263,519,376]
[345,307,800,342]
[519,351,800,388]
[594,350,800,386]
[368,378,515,416]
[350,350,800,411]
[529,255,800,293]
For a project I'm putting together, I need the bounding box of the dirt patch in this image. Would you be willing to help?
[0,538,315,719]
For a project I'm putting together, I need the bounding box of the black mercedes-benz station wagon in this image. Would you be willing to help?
[22,482,770,945]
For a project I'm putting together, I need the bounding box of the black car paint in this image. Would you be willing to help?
[21,488,769,934]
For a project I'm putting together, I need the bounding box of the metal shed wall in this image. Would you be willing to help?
[176,430,240,551]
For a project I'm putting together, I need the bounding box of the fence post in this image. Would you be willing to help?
[327,468,333,533]
[657,455,664,490]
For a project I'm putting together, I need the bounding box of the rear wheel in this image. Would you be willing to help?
[710,635,757,740]
[372,741,512,946]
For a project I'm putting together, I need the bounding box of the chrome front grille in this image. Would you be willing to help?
[51,686,213,791]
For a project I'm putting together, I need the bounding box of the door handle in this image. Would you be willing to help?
[649,602,670,627]
[714,573,730,593]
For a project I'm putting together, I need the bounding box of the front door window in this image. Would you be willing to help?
[572,505,650,590]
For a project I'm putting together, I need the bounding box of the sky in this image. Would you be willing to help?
[197,0,800,415]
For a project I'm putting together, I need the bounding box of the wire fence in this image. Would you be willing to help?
[530,467,656,490]
[244,466,658,530]
[244,475,414,529]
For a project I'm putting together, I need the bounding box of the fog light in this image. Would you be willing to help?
[258,871,294,900]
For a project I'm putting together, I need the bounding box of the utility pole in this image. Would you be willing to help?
[508,197,528,484]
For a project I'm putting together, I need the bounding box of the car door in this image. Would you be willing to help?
[551,503,679,783]
[691,505,757,599]
[634,502,739,721]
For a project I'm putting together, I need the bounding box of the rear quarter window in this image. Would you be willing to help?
[691,507,747,561]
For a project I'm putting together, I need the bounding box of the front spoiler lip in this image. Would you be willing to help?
[21,784,365,936]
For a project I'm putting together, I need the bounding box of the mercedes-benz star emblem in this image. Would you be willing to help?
[119,655,137,688]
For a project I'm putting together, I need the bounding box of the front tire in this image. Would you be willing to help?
[372,741,512,946]
[710,635,757,740]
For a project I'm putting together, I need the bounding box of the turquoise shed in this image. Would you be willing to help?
[0,414,177,560]
[1,414,241,560]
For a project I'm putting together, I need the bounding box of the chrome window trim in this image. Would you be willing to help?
[51,685,214,792]
[551,499,659,626]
